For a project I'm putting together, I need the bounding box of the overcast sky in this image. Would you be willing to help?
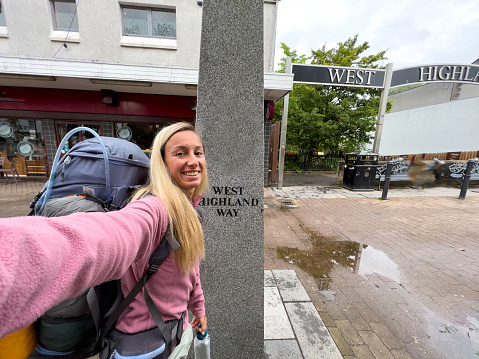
[273,0,479,71]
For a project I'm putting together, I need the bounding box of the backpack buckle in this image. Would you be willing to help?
[148,264,159,274]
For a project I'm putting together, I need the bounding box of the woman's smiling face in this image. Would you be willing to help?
[163,130,205,198]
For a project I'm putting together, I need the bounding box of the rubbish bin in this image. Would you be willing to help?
[342,151,378,191]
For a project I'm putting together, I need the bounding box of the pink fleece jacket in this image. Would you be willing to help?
[0,196,205,338]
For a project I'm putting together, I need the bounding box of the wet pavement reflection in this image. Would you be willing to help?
[277,225,400,291]
[276,224,479,358]
[358,246,400,283]
[425,309,479,359]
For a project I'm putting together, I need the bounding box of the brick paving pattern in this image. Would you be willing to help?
[265,189,479,359]
[0,179,44,217]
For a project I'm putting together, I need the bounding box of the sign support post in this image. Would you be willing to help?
[373,63,393,154]
[277,56,291,190]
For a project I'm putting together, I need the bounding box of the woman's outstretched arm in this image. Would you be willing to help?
[0,196,168,338]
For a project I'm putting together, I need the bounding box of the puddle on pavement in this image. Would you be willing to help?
[425,309,479,358]
[358,246,400,282]
[277,225,400,293]
[276,224,479,357]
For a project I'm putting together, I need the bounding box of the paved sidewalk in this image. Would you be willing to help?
[264,185,479,359]
[270,184,479,200]
[2,179,479,358]
[0,178,44,217]
[264,269,342,359]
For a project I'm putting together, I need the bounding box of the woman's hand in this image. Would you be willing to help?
[190,315,207,335]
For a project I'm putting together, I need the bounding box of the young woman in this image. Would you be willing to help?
[0,122,208,359]
[112,122,208,359]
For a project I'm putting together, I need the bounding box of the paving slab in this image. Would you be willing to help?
[342,192,368,198]
[264,270,276,287]
[268,187,290,199]
[272,270,311,302]
[323,193,347,198]
[303,192,323,198]
[264,339,303,359]
[268,184,479,200]
[264,286,295,340]
[285,302,343,359]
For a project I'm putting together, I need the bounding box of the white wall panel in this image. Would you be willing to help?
[380,97,479,155]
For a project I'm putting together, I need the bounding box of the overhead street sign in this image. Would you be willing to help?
[292,63,386,88]
[391,64,479,88]
[282,60,479,167]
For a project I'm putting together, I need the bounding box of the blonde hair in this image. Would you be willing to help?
[133,122,208,274]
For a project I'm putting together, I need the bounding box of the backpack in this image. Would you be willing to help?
[32,127,151,216]
[28,127,185,359]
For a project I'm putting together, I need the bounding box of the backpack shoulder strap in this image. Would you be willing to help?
[100,224,175,342]
[101,193,198,348]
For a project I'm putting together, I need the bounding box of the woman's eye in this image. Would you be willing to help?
[195,151,204,156]
[175,152,186,156]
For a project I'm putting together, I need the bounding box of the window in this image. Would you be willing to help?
[0,0,6,27]
[115,123,160,151]
[122,6,176,39]
[0,119,47,177]
[51,0,79,31]
[56,122,101,154]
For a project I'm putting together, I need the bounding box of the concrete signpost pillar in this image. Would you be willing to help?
[195,1,264,358]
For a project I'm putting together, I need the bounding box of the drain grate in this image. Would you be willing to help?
[278,198,297,207]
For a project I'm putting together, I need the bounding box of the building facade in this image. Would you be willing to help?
[0,0,292,183]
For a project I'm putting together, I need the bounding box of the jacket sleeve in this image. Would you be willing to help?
[188,262,206,319]
[0,197,168,338]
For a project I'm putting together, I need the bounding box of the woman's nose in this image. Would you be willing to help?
[186,153,198,165]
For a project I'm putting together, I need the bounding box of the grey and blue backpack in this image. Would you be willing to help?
[28,127,185,359]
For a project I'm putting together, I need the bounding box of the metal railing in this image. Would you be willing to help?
[284,150,345,172]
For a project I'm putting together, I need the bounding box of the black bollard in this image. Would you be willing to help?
[458,159,475,200]
[381,162,394,200]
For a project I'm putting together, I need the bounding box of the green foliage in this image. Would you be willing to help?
[274,35,392,156]
[277,43,310,73]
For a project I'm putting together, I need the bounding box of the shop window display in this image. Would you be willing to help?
[56,122,101,154]
[0,119,46,177]
[115,123,164,157]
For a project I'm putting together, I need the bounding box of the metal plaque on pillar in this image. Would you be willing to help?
[194,0,264,358]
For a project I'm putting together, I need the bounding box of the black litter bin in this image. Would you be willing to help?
[342,151,378,191]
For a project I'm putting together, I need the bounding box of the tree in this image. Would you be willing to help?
[275,36,391,162]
